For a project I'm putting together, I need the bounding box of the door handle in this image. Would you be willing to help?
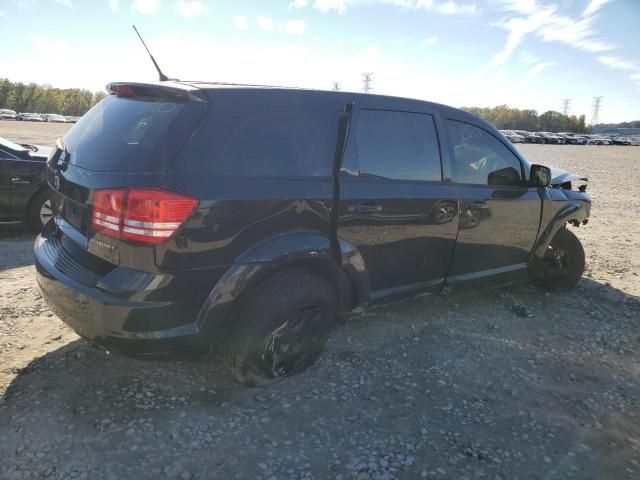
[354,203,383,214]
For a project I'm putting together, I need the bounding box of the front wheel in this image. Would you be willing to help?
[224,267,338,386]
[531,227,585,291]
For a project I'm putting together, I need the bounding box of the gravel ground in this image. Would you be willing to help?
[1,123,640,480]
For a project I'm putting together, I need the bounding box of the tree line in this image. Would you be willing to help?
[0,79,107,116]
[2,78,635,133]
[463,105,589,133]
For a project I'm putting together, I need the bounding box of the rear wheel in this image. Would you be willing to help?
[224,267,338,386]
[532,227,585,291]
[27,189,53,233]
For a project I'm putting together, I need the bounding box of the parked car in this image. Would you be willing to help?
[41,114,68,123]
[512,130,545,144]
[584,135,611,145]
[0,136,53,231]
[35,82,591,385]
[556,133,587,145]
[64,116,81,123]
[0,109,18,120]
[536,132,565,144]
[499,130,525,143]
[17,112,45,122]
[609,136,632,145]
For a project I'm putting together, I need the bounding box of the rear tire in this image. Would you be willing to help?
[532,227,585,291]
[27,189,53,233]
[224,267,338,386]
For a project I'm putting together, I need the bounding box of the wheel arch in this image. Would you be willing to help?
[195,230,370,349]
[531,200,589,266]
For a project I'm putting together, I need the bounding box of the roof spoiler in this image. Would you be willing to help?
[105,82,208,103]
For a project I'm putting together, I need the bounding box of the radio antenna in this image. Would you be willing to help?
[132,25,171,81]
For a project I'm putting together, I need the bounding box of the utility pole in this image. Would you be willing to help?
[331,81,341,91]
[591,96,603,126]
[561,98,571,116]
[362,72,373,94]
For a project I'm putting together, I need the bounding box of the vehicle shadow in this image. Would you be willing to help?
[0,224,36,271]
[1,277,638,479]
[1,339,240,417]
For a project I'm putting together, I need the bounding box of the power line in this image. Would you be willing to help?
[362,72,373,94]
[561,98,571,116]
[331,81,341,91]
[591,96,603,125]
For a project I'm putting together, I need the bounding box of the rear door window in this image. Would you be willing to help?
[214,111,340,177]
[342,109,442,181]
[63,95,202,173]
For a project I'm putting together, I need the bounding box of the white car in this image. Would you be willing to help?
[0,109,18,120]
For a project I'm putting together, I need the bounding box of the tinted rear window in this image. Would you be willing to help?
[342,109,442,181]
[212,111,340,177]
[63,95,201,173]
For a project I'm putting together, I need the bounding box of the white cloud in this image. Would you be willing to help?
[518,51,539,66]
[234,15,248,30]
[289,0,309,8]
[314,0,347,14]
[176,0,204,17]
[436,1,476,15]
[483,0,616,75]
[108,0,119,12]
[256,16,275,32]
[284,20,306,35]
[598,56,638,71]
[522,61,556,83]
[383,0,476,14]
[582,0,611,18]
[420,36,438,45]
[132,0,159,15]
[31,35,73,56]
[53,0,73,7]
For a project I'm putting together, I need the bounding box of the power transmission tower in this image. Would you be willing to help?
[561,98,571,116]
[591,96,603,126]
[362,72,373,94]
[331,81,341,91]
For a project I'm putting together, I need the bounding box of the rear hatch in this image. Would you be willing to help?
[47,82,209,267]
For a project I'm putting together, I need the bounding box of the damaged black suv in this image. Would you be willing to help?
[35,82,591,385]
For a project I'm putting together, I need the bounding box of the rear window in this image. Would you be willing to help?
[63,95,202,173]
[213,111,340,177]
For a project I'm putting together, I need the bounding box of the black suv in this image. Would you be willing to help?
[35,82,591,385]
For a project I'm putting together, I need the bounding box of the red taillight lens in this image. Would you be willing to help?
[91,189,198,244]
[111,85,135,97]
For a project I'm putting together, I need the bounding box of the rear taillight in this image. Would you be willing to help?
[92,189,198,244]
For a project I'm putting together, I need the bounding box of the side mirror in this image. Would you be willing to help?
[530,164,551,187]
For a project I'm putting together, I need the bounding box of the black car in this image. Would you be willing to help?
[513,130,545,144]
[35,82,591,385]
[0,137,53,230]
[536,132,565,144]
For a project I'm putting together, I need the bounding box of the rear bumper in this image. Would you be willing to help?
[34,232,206,355]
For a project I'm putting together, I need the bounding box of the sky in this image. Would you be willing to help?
[0,0,638,123]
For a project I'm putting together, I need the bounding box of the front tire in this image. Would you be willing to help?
[224,267,338,386]
[532,227,585,291]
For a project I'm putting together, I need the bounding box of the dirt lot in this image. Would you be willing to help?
[1,122,640,480]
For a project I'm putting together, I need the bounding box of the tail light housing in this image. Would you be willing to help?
[92,189,198,244]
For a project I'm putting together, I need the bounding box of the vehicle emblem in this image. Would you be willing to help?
[53,175,61,191]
